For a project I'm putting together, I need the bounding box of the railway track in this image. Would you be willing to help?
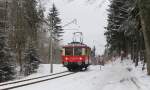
[0,71,76,90]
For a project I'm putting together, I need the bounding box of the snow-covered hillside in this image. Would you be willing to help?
[2,59,150,90]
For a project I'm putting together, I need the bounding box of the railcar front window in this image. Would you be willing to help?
[74,47,82,56]
[65,47,73,56]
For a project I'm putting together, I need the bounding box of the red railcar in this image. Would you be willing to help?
[61,42,91,71]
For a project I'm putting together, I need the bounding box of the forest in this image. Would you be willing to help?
[0,0,63,82]
[105,0,150,75]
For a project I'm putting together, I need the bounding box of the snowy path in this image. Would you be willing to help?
[8,60,150,90]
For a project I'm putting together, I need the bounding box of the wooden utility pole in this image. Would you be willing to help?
[49,28,53,73]
[49,3,54,73]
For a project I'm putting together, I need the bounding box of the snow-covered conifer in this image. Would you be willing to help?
[23,44,40,76]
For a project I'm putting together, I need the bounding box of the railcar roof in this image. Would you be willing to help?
[62,42,90,48]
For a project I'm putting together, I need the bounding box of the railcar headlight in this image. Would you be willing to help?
[65,57,69,60]
[79,57,83,60]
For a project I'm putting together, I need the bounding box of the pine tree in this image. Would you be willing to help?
[0,30,16,82]
[105,0,129,56]
[23,44,40,76]
[47,4,64,64]
[47,4,64,40]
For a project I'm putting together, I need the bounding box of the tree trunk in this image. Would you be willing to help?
[138,0,150,75]
[17,46,23,74]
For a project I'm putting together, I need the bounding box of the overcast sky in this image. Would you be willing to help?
[43,0,110,55]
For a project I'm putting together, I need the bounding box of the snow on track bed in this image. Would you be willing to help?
[0,71,68,86]
[0,71,76,90]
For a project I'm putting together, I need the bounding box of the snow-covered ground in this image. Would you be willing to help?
[2,59,150,90]
[0,64,67,86]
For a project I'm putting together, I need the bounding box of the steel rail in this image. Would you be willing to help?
[1,72,76,90]
[0,71,68,86]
